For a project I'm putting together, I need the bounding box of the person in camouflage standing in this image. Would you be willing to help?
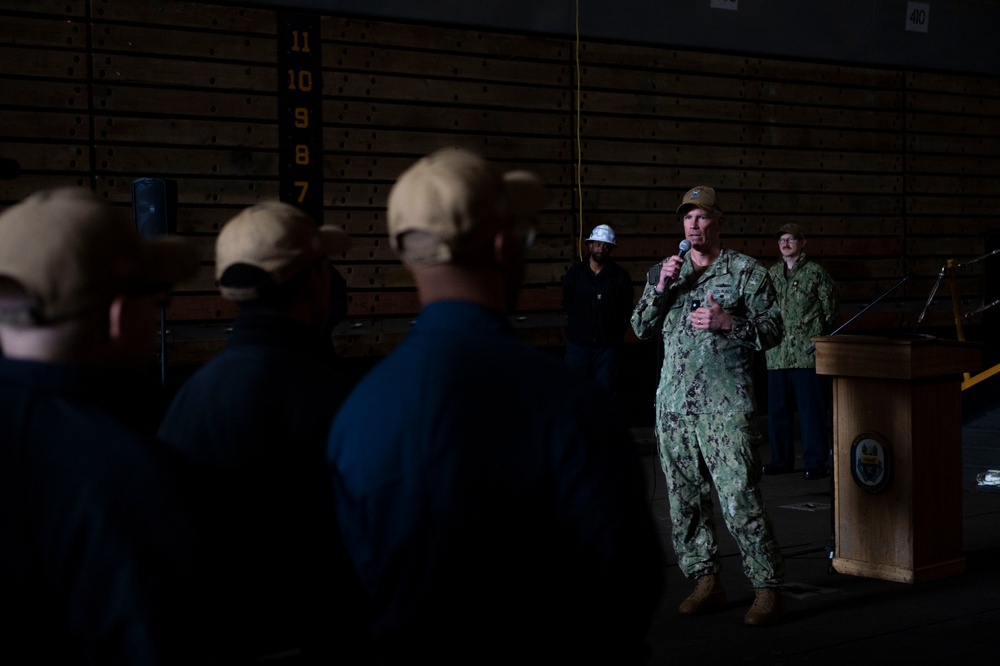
[763,222,839,480]
[631,185,786,626]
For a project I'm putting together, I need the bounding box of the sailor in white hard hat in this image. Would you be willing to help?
[562,223,635,400]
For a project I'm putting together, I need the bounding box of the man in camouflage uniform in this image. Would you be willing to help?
[764,222,839,480]
[631,185,785,626]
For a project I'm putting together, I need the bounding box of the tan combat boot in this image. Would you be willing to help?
[678,573,727,615]
[744,587,784,626]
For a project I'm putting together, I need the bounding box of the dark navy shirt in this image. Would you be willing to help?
[158,313,368,662]
[0,360,204,664]
[563,257,635,348]
[327,300,663,664]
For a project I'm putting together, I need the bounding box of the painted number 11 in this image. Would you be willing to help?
[290,30,311,53]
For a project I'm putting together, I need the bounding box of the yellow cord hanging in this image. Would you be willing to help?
[574,0,584,262]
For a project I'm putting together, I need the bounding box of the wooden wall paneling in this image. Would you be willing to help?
[907,236,988,257]
[325,99,571,137]
[902,68,1000,331]
[82,1,284,354]
[514,287,564,313]
[582,67,904,115]
[166,294,237,321]
[329,233,573,276]
[0,16,88,48]
[731,214,904,238]
[323,129,571,163]
[319,14,577,349]
[178,265,223,292]
[573,91,904,130]
[573,35,912,333]
[907,174,1000,198]
[91,0,275,33]
[324,16,571,60]
[906,105,1000,138]
[1,78,91,110]
[96,85,279,119]
[342,263,411,291]
[171,204,254,234]
[0,141,89,173]
[906,153,1000,179]
[577,40,904,89]
[0,176,95,202]
[93,115,278,149]
[324,73,569,117]
[343,290,420,318]
[580,188,906,218]
[93,24,274,61]
[96,144,278,176]
[906,132,1000,155]
[0,110,90,141]
[329,41,571,88]
[580,114,904,153]
[1,0,87,16]
[2,1,998,362]
[907,216,998,237]
[906,70,1000,96]
[573,140,904,175]
[99,175,279,206]
[92,54,277,93]
[0,5,92,206]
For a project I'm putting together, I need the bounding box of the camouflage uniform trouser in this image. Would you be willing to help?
[656,411,784,587]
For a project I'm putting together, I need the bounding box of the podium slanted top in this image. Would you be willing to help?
[812,334,982,380]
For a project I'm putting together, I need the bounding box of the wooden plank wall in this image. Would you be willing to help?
[1,0,998,366]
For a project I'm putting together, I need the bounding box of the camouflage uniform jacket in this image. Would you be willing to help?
[764,253,838,370]
[631,248,782,415]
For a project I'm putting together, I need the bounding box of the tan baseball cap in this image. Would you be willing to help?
[0,187,198,326]
[677,185,723,214]
[386,148,548,266]
[215,201,351,301]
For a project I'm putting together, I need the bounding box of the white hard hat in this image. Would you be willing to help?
[585,224,616,246]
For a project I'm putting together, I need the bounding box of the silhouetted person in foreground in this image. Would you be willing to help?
[158,201,372,664]
[0,188,207,664]
[327,148,664,665]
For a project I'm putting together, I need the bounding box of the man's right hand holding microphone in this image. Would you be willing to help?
[649,239,691,293]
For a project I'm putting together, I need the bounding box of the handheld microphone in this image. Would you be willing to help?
[647,239,691,286]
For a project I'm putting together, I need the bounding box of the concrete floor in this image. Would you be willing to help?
[634,428,1000,665]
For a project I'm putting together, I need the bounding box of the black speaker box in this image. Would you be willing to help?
[131,178,177,238]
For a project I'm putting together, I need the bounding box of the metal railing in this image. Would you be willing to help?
[919,248,1000,390]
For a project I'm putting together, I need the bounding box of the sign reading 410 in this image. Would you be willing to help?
[278,13,323,224]
[905,2,929,33]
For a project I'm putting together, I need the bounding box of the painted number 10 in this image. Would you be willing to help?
[287,69,313,92]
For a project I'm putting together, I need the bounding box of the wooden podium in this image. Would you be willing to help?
[812,334,981,583]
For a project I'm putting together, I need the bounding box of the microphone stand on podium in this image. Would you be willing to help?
[806,273,912,356]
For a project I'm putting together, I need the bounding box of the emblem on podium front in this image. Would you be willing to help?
[849,432,891,493]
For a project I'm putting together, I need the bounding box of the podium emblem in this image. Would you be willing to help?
[849,432,891,493]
